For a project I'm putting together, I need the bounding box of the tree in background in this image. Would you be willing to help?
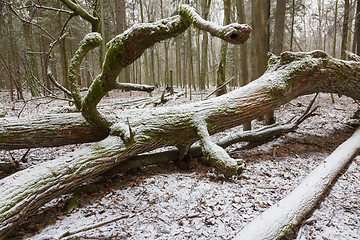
[264,0,288,125]
[341,0,350,59]
[200,0,211,90]
[250,0,271,126]
[216,0,230,96]
[353,0,360,55]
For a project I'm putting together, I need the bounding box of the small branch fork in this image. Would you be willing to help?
[218,93,319,148]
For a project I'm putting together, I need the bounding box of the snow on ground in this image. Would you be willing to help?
[0,88,359,240]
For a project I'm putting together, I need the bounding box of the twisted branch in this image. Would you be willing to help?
[80,4,251,129]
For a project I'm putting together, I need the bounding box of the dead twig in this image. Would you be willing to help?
[203,76,235,100]
[59,214,130,239]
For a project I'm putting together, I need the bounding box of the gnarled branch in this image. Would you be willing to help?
[68,32,102,109]
[80,4,251,130]
[60,0,99,32]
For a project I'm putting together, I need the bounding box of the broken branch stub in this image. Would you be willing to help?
[178,4,251,44]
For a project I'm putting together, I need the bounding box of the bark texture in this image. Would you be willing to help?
[0,113,106,150]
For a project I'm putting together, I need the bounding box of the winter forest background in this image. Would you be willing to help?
[0,0,360,239]
[0,0,359,99]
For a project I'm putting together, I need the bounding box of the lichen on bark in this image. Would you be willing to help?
[68,32,102,110]
[79,4,251,130]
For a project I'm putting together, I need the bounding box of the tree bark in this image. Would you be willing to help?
[272,0,287,55]
[251,0,272,124]
[341,0,350,59]
[1,50,360,239]
[216,0,231,96]
[353,0,360,55]
[334,0,339,57]
[0,113,106,150]
[235,0,251,130]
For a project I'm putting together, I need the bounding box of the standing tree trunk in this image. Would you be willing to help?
[139,0,151,85]
[341,0,350,59]
[114,0,130,83]
[272,0,287,55]
[334,0,339,57]
[57,0,70,91]
[236,0,251,130]
[265,0,287,125]
[176,36,182,87]
[7,6,23,100]
[199,0,210,90]
[216,0,231,96]
[23,22,41,98]
[251,0,270,122]
[353,0,360,55]
[290,0,295,51]
[99,0,106,64]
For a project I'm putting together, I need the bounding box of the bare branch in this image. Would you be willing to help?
[7,4,55,41]
[46,32,72,97]
[17,2,74,15]
[60,0,99,32]
[203,76,234,100]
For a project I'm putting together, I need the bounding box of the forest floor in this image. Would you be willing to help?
[1,87,359,240]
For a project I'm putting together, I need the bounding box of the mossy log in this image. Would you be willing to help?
[1,50,360,238]
[0,113,105,150]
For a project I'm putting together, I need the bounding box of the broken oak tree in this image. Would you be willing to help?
[0,4,253,238]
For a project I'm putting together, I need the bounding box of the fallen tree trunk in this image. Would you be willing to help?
[234,127,360,240]
[1,51,360,238]
[0,113,106,150]
[0,92,185,150]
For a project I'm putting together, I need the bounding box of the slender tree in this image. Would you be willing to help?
[114,0,130,83]
[272,0,288,55]
[334,0,339,57]
[264,0,287,125]
[235,0,251,130]
[341,0,350,59]
[200,0,211,90]
[216,0,231,96]
[251,0,270,123]
[353,0,360,55]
